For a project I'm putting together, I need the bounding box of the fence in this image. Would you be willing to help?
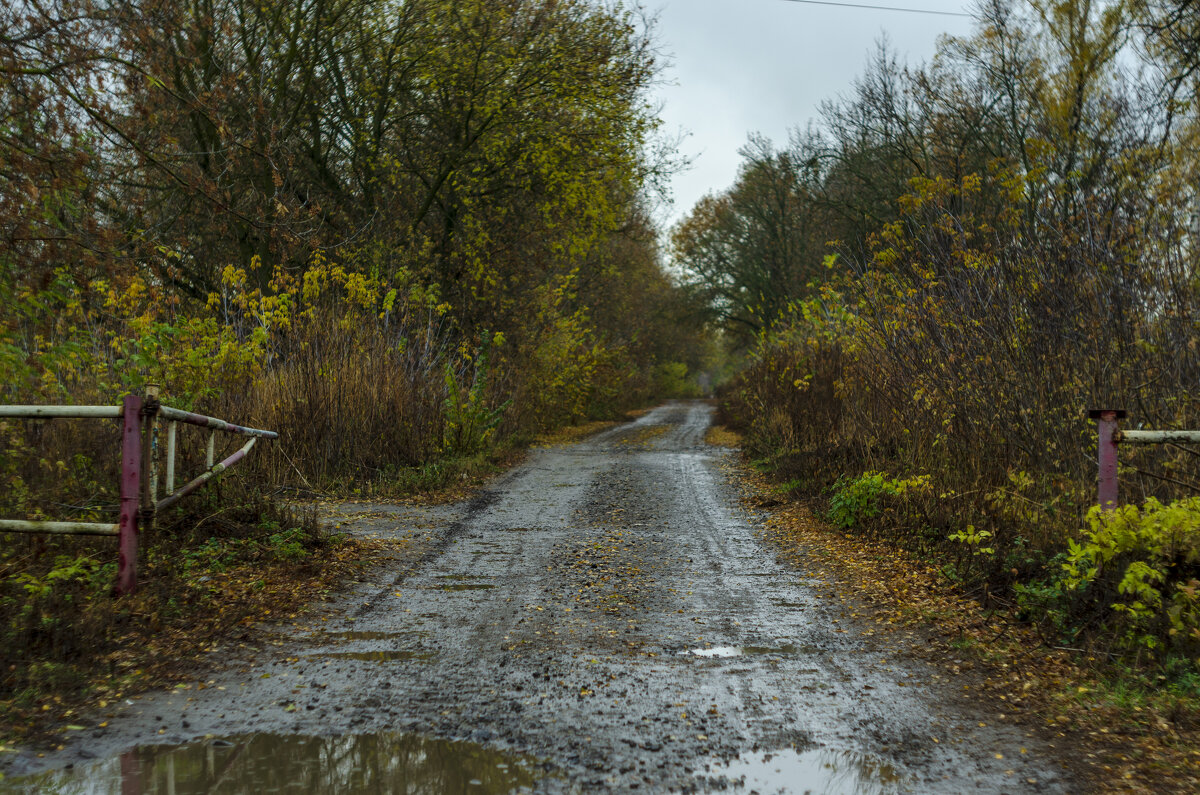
[0,386,277,594]
[1089,409,1200,510]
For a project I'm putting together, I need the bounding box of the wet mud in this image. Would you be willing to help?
[1,402,1075,793]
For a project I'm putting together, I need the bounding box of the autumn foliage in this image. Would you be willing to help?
[678,0,1200,664]
[0,0,704,723]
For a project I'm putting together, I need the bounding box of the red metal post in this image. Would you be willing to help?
[1089,409,1126,512]
[120,750,142,795]
[117,394,142,595]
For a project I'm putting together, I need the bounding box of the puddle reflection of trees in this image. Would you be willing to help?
[710,747,904,795]
[10,733,540,794]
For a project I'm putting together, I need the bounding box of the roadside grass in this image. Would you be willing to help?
[532,419,621,448]
[309,449,517,506]
[719,442,1200,794]
[343,411,645,504]
[615,425,669,448]
[704,425,743,448]
[283,411,644,506]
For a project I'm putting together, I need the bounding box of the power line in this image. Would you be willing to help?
[778,0,973,18]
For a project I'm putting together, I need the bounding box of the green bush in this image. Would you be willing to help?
[1060,497,1200,656]
[443,332,510,456]
[182,538,242,573]
[266,527,310,561]
[826,471,930,529]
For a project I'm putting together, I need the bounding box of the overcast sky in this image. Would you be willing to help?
[650,0,977,227]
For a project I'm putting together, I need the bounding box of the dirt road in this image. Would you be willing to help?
[2,402,1075,793]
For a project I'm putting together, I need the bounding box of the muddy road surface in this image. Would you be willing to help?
[3,402,1075,793]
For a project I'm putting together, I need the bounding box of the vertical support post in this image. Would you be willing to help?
[117,395,142,596]
[206,430,215,469]
[141,385,160,533]
[1088,409,1126,512]
[148,424,159,505]
[166,421,177,496]
[120,750,142,795]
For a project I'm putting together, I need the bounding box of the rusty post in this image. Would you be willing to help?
[117,395,142,595]
[1088,409,1126,512]
[120,750,142,795]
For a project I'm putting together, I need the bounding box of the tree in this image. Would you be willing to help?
[671,135,830,346]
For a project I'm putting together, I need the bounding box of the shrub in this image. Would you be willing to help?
[827,471,930,530]
[1060,497,1200,657]
[443,333,510,456]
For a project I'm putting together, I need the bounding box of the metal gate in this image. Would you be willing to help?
[0,386,277,594]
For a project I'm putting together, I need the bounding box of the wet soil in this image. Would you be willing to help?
[0,402,1076,793]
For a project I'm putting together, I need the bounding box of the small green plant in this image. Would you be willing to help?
[443,332,511,456]
[826,471,930,529]
[266,527,309,561]
[182,538,239,573]
[772,478,805,496]
[25,661,87,692]
[749,456,777,474]
[13,555,105,601]
[1013,551,1073,635]
[948,524,995,556]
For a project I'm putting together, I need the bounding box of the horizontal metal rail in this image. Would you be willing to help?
[0,519,119,536]
[158,406,277,439]
[0,405,122,419]
[1118,430,1200,445]
[156,437,257,512]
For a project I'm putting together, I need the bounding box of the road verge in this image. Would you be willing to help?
[715,433,1200,794]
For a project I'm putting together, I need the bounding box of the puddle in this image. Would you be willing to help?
[682,644,799,658]
[684,646,742,658]
[310,650,433,662]
[701,747,906,794]
[742,644,799,655]
[1,732,543,794]
[309,630,426,642]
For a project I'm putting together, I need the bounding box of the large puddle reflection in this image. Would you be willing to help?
[701,747,908,794]
[1,732,544,794]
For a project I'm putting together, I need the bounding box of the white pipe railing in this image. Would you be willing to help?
[1090,409,1199,510]
[0,406,122,419]
[1117,430,1200,445]
[0,519,118,536]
